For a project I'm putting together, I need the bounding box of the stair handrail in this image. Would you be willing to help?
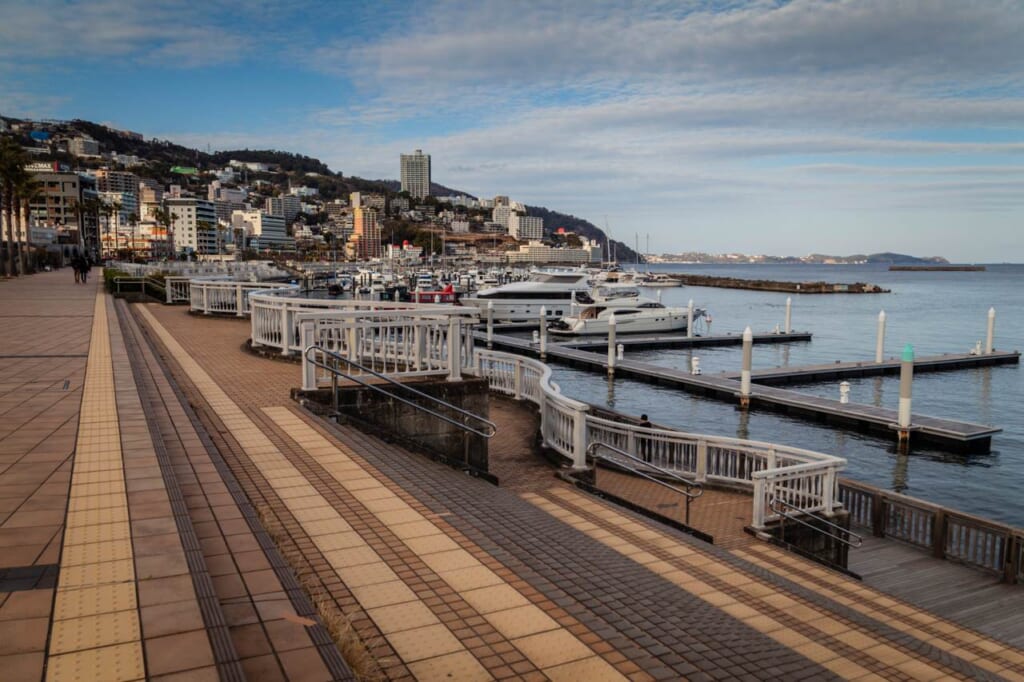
[304,345,497,439]
[587,441,703,525]
[769,497,863,548]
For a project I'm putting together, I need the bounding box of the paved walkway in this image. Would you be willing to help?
[3,273,1024,681]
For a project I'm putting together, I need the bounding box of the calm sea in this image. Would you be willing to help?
[548,263,1024,526]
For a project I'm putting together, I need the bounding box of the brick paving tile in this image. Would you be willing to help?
[138,301,1024,682]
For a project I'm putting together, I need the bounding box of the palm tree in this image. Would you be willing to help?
[0,136,29,277]
[127,212,139,261]
[12,171,41,274]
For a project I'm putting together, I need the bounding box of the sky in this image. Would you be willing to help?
[2,0,1023,261]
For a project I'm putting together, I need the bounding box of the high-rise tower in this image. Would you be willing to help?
[400,149,431,199]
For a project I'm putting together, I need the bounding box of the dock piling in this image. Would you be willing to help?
[617,343,624,361]
[539,306,547,360]
[840,381,850,404]
[486,302,494,349]
[876,310,887,363]
[687,299,694,339]
[784,297,792,335]
[897,343,914,442]
[691,356,702,376]
[986,307,995,354]
[607,314,617,377]
[740,326,753,407]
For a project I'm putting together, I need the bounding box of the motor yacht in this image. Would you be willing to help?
[460,269,594,321]
[548,302,705,336]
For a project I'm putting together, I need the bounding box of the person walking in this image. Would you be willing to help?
[81,257,91,284]
[71,256,82,284]
[638,414,653,462]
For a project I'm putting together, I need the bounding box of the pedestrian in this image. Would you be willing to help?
[81,257,92,284]
[71,256,82,284]
[638,414,653,462]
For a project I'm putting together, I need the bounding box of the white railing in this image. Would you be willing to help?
[280,302,845,530]
[251,289,468,356]
[470,349,844,529]
[165,276,192,304]
[299,310,478,385]
[189,280,296,317]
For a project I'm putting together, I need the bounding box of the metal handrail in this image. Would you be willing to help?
[304,345,497,439]
[770,497,863,548]
[587,441,703,525]
[114,276,166,298]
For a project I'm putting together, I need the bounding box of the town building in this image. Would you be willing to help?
[95,169,139,196]
[506,240,603,264]
[492,205,513,229]
[68,136,100,156]
[265,195,301,223]
[400,149,431,199]
[451,220,470,234]
[352,206,381,259]
[350,192,385,212]
[165,197,218,256]
[509,213,544,241]
[231,210,291,250]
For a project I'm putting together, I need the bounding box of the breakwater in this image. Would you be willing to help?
[889,265,986,272]
[667,274,890,293]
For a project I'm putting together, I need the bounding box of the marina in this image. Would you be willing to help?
[479,330,1012,452]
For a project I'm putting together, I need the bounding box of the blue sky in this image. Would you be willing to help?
[3,0,1023,261]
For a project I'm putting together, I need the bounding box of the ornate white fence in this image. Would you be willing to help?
[251,289,466,356]
[189,280,296,316]
[299,310,479,385]
[470,350,845,529]
[290,305,844,529]
[165,276,192,304]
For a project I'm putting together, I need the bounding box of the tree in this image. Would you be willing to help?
[12,170,41,273]
[0,136,29,276]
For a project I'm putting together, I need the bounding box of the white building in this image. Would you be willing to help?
[165,197,218,255]
[69,137,100,156]
[228,160,273,172]
[451,220,470,234]
[289,185,319,197]
[400,149,431,199]
[231,210,291,250]
[350,192,385,211]
[509,213,543,241]
[492,205,513,229]
[506,241,602,264]
[265,195,301,222]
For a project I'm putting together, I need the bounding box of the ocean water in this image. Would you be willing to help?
[547,263,1024,526]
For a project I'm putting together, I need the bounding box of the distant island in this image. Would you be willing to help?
[647,252,948,265]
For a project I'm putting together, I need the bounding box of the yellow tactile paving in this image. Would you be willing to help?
[262,406,626,680]
[734,543,1024,678]
[524,488,961,682]
[47,294,145,682]
[406,651,492,681]
[136,306,488,676]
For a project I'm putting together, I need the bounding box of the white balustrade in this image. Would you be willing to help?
[189,280,295,317]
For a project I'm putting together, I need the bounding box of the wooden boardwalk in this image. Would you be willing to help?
[481,332,1003,451]
[848,534,1024,648]
[558,330,812,351]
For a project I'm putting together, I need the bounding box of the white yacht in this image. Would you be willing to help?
[637,273,682,287]
[460,270,595,321]
[548,302,703,336]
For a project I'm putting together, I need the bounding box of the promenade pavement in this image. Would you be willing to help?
[2,271,1023,680]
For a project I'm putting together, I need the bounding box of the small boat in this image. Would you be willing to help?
[548,302,704,336]
[411,283,458,304]
[637,273,682,287]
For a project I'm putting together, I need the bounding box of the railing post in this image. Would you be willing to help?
[280,303,292,355]
[301,323,316,391]
[823,466,836,516]
[871,492,886,537]
[236,283,245,317]
[347,325,358,365]
[1006,535,1021,585]
[752,477,766,529]
[166,282,172,304]
[513,359,523,400]
[931,509,947,559]
[696,439,708,482]
[412,324,423,370]
[447,316,462,382]
[203,284,210,314]
[571,405,588,470]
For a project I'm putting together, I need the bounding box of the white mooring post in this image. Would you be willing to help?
[538,306,547,360]
[839,381,850,404]
[739,326,753,407]
[897,343,914,443]
[691,356,701,375]
[486,301,494,349]
[784,296,792,335]
[687,299,694,339]
[875,310,887,363]
[616,343,624,361]
[985,307,996,354]
[607,313,617,377]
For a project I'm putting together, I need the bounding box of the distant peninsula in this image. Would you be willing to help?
[647,252,948,265]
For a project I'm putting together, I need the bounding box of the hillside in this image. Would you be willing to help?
[2,115,640,259]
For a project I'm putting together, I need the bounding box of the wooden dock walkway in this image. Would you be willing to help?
[480,332,1003,452]
[558,330,813,351]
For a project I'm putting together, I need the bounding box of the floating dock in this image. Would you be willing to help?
[721,350,1020,385]
[478,332,1012,452]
